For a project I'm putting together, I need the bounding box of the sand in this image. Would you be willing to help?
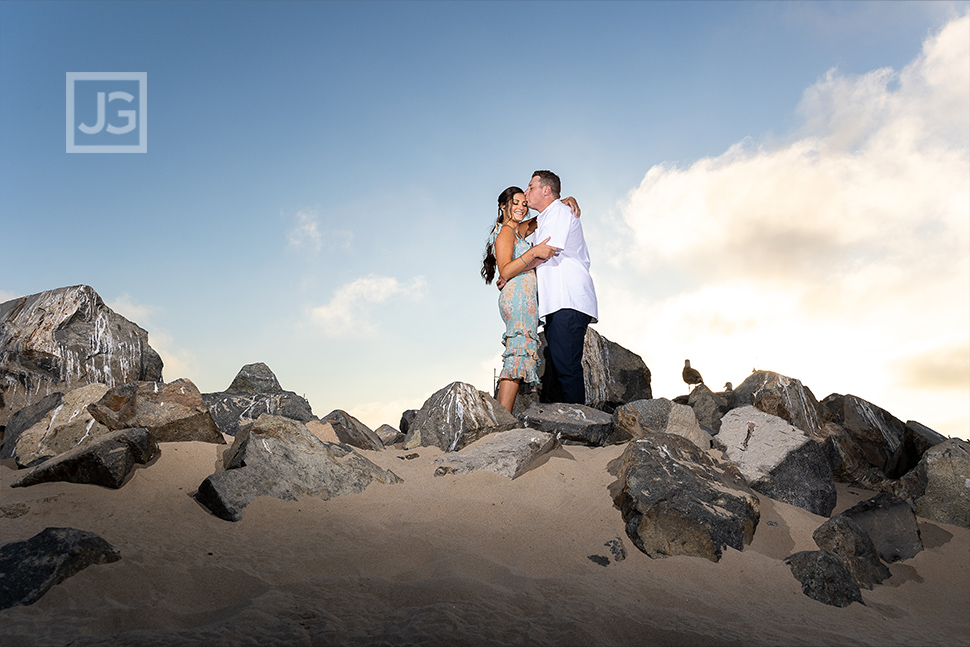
[1,438,968,647]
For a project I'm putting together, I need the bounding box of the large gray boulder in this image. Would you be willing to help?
[432,428,557,480]
[812,515,891,590]
[0,285,163,427]
[687,384,729,432]
[518,402,614,446]
[321,409,383,451]
[915,439,970,529]
[0,392,64,460]
[784,551,864,607]
[11,428,158,489]
[0,527,121,610]
[88,378,225,444]
[195,414,402,522]
[608,433,760,562]
[732,371,823,437]
[842,492,922,563]
[611,398,711,449]
[3,383,110,468]
[535,328,652,413]
[819,394,909,479]
[718,406,836,516]
[202,362,314,436]
[402,382,518,452]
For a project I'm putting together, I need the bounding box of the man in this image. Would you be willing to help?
[524,170,598,405]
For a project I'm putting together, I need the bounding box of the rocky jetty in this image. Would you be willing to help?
[0,286,163,427]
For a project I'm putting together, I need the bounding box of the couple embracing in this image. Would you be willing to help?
[481,170,598,413]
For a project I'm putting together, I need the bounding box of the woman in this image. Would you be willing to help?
[481,187,578,412]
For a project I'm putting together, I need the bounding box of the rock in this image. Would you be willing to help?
[915,439,970,529]
[399,409,417,435]
[718,406,836,516]
[732,371,823,437]
[321,409,384,451]
[4,383,111,468]
[402,382,518,452]
[0,392,64,461]
[842,492,922,563]
[0,527,121,610]
[202,363,314,436]
[612,398,711,450]
[195,414,401,521]
[687,384,729,432]
[0,285,163,427]
[375,424,404,447]
[195,415,402,522]
[11,428,158,489]
[784,551,864,607]
[518,402,614,446]
[432,428,557,480]
[536,328,652,413]
[819,394,908,479]
[88,378,224,444]
[608,433,760,562]
[812,515,891,589]
[306,419,340,443]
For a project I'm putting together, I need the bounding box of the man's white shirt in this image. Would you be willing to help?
[533,199,598,325]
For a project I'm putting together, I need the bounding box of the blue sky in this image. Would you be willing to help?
[2,1,968,438]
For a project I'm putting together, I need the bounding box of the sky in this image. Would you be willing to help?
[1,1,968,440]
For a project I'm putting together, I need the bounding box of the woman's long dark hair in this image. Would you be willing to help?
[481,186,523,284]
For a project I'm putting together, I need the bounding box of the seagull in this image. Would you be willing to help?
[682,359,704,391]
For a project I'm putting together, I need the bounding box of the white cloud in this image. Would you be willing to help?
[310,274,427,338]
[599,12,969,438]
[287,208,353,253]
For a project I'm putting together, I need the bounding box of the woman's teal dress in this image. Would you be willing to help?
[497,226,539,385]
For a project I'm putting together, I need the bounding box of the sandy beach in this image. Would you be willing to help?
[1,437,968,647]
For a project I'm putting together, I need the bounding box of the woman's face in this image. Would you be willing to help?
[505,193,529,223]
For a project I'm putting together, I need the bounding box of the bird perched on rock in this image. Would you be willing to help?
[682,359,703,391]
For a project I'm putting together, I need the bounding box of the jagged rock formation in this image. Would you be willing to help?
[611,398,711,450]
[608,433,760,562]
[0,285,163,427]
[718,406,836,516]
[0,527,121,610]
[535,327,652,413]
[321,409,383,451]
[202,362,313,436]
[12,428,158,489]
[732,371,823,437]
[518,402,614,446]
[402,382,518,452]
[195,414,401,522]
[915,439,970,528]
[812,515,891,590]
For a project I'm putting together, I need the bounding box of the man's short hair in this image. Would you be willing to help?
[532,170,561,197]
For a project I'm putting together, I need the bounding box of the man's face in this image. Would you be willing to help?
[524,176,545,210]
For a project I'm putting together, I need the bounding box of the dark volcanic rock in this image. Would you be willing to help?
[375,424,404,447]
[608,433,760,562]
[195,414,402,522]
[915,439,970,529]
[11,427,158,489]
[611,398,711,449]
[518,402,614,446]
[536,328,652,413]
[785,551,864,607]
[202,363,314,436]
[0,285,163,427]
[813,515,891,589]
[88,378,224,444]
[321,409,384,451]
[399,409,418,435]
[842,492,923,563]
[402,382,518,452]
[0,527,121,610]
[718,406,836,516]
[819,394,908,479]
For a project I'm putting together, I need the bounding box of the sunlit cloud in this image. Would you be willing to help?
[287,208,353,253]
[598,11,969,438]
[310,274,427,338]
